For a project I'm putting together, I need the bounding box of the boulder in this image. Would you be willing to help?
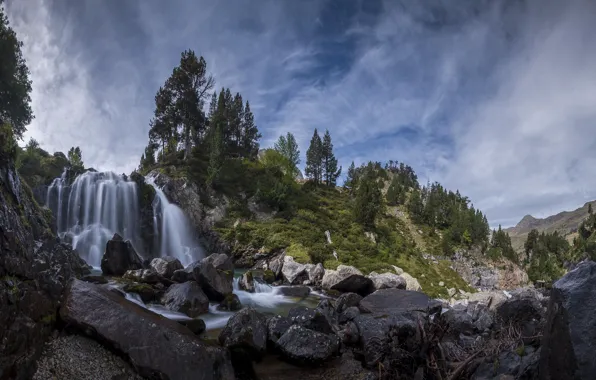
[179,318,207,335]
[400,272,422,291]
[335,292,363,313]
[359,289,430,314]
[474,348,540,380]
[123,268,160,284]
[100,234,143,276]
[276,325,341,366]
[277,285,311,298]
[172,269,191,283]
[268,253,285,279]
[161,281,209,318]
[442,309,475,337]
[60,279,234,380]
[150,256,183,278]
[321,265,374,296]
[187,261,233,301]
[217,293,242,312]
[267,315,293,348]
[540,261,596,379]
[288,306,335,335]
[202,253,234,281]
[281,256,308,285]
[122,282,158,303]
[218,307,268,360]
[496,289,543,326]
[338,306,361,325]
[304,263,325,284]
[467,290,508,310]
[238,269,272,292]
[368,272,406,291]
[81,275,108,284]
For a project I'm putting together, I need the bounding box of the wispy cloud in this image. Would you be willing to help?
[6,0,596,227]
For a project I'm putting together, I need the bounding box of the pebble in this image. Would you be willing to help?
[33,334,143,380]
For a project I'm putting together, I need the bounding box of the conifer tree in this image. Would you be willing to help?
[207,124,223,186]
[305,129,323,184]
[386,176,403,206]
[344,161,356,190]
[322,130,341,186]
[353,163,384,228]
[274,132,300,176]
[241,101,260,159]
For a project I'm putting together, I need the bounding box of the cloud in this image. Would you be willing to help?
[5,0,596,227]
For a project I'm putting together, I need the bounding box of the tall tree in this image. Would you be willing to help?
[305,129,323,184]
[274,132,300,176]
[241,101,260,159]
[353,163,384,228]
[207,124,223,186]
[344,161,356,191]
[148,86,176,157]
[321,130,341,186]
[67,146,84,169]
[0,2,33,139]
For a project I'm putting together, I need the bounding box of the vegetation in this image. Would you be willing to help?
[523,229,568,283]
[274,132,300,177]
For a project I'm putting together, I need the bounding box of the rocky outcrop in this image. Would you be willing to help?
[100,233,143,276]
[540,261,596,379]
[0,161,91,379]
[321,265,373,296]
[276,325,341,366]
[450,249,529,290]
[150,256,183,278]
[186,260,233,301]
[218,307,268,360]
[60,279,234,380]
[281,256,308,285]
[368,272,406,291]
[161,281,209,317]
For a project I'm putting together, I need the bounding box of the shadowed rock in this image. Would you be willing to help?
[162,281,209,318]
[100,234,143,276]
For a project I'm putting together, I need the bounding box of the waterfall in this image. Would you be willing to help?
[146,177,202,266]
[46,171,141,267]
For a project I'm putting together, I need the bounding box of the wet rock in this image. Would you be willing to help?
[339,306,361,324]
[123,268,160,284]
[276,325,340,366]
[81,275,108,284]
[218,307,268,360]
[202,253,234,281]
[277,285,311,298]
[359,289,430,314]
[267,315,293,348]
[172,269,191,283]
[149,256,183,278]
[122,282,158,303]
[368,272,406,291]
[540,261,596,379]
[161,281,209,318]
[217,293,242,312]
[335,292,363,313]
[187,261,233,301]
[321,265,374,296]
[60,279,235,380]
[282,256,308,285]
[288,306,335,335]
[100,234,143,276]
[179,318,207,335]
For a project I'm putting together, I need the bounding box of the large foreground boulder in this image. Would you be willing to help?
[218,307,268,360]
[187,261,233,301]
[60,279,234,380]
[359,288,430,314]
[150,256,183,278]
[321,265,374,296]
[539,261,596,380]
[276,325,341,366]
[161,281,209,318]
[100,234,143,276]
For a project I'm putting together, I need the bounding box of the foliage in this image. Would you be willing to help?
[16,141,85,187]
[305,129,323,184]
[67,146,84,172]
[490,225,517,262]
[353,162,385,228]
[0,123,18,163]
[321,130,341,186]
[524,229,567,283]
[0,4,33,139]
[273,132,300,177]
[344,161,356,191]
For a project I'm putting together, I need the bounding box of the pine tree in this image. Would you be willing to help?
[589,203,593,215]
[241,101,260,159]
[274,132,300,176]
[353,163,384,228]
[305,129,324,184]
[207,124,223,186]
[407,189,424,224]
[207,91,217,122]
[344,161,356,190]
[0,4,33,139]
[386,176,402,206]
[321,130,341,186]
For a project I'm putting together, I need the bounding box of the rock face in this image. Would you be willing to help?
[60,279,234,380]
[540,261,596,380]
[218,307,268,360]
[100,233,143,276]
[187,260,233,301]
[0,161,91,379]
[276,325,340,366]
[359,289,430,314]
[281,256,307,285]
[161,281,209,317]
[150,256,183,278]
[368,272,406,291]
[321,265,373,296]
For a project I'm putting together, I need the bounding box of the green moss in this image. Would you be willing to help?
[515,345,526,357]
[123,283,154,294]
[285,243,312,264]
[40,313,56,324]
[263,269,275,283]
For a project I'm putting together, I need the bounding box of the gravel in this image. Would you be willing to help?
[33,334,144,380]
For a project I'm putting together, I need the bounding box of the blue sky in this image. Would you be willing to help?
[5,0,596,227]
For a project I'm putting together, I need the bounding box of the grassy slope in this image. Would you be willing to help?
[215,185,474,298]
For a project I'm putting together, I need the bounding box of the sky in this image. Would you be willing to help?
[5,0,596,228]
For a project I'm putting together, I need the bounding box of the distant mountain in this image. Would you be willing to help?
[505,200,596,252]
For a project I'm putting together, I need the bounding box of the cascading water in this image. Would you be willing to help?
[146,177,202,266]
[46,170,141,267]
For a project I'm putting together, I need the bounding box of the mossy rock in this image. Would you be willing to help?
[123,282,157,303]
[263,269,275,284]
[216,293,242,312]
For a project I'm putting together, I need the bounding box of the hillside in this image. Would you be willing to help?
[506,200,596,252]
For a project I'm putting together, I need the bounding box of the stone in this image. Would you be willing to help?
[202,253,234,281]
[217,293,242,312]
[281,256,308,285]
[442,309,475,337]
[392,265,404,275]
[540,261,596,379]
[473,349,540,380]
[149,256,183,278]
[288,306,335,335]
[305,263,325,284]
[321,265,374,296]
[335,292,363,313]
[100,233,143,276]
[179,318,206,335]
[171,269,191,283]
[218,307,268,360]
[122,282,158,303]
[81,275,108,284]
[359,289,430,314]
[400,272,422,291]
[276,285,311,298]
[187,261,233,301]
[439,281,445,287]
[338,306,361,325]
[368,272,406,291]
[496,289,543,326]
[276,325,340,366]
[123,269,160,284]
[267,315,293,348]
[268,253,285,279]
[468,291,508,311]
[447,288,456,297]
[161,281,209,318]
[60,279,234,380]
